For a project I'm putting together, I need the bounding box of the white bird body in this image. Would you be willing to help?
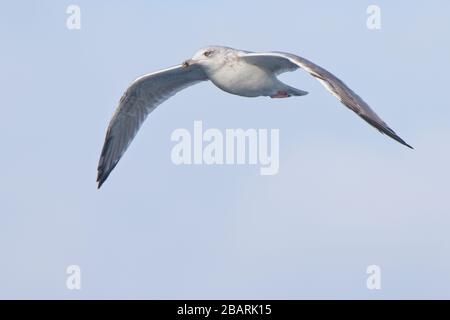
[96,46,412,188]
[208,61,276,97]
[192,46,307,97]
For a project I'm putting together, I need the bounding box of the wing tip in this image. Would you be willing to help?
[383,132,414,150]
[96,164,112,189]
[359,114,414,149]
[387,129,413,149]
[96,159,119,189]
[403,141,414,150]
[385,130,414,150]
[96,172,106,189]
[397,139,414,149]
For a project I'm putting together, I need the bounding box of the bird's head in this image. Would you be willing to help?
[182,46,231,72]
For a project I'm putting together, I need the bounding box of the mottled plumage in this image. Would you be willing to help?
[97,46,412,188]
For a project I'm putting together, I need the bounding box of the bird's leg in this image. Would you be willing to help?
[270,90,291,98]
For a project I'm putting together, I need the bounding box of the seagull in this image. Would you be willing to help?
[97,45,412,188]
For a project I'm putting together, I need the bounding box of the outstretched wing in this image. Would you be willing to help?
[97,64,208,188]
[241,51,413,149]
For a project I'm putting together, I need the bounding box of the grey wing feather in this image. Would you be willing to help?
[241,52,413,149]
[97,64,208,188]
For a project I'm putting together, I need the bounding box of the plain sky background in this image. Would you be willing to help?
[1,1,449,299]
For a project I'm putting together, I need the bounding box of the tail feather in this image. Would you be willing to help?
[286,86,309,96]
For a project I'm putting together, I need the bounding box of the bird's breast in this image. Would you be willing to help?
[208,62,276,97]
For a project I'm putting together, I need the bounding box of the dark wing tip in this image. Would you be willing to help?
[360,114,413,149]
[96,162,117,189]
[403,141,414,150]
[396,138,414,149]
[384,128,414,149]
[96,135,116,189]
[96,174,106,189]
[96,156,119,189]
[96,167,107,189]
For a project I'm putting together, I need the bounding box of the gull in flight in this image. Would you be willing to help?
[97,46,412,188]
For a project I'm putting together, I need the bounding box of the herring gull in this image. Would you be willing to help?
[97,46,412,188]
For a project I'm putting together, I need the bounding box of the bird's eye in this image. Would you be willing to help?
[203,50,213,57]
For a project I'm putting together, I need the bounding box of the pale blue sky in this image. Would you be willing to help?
[1,1,449,299]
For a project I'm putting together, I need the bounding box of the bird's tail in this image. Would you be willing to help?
[284,84,308,96]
